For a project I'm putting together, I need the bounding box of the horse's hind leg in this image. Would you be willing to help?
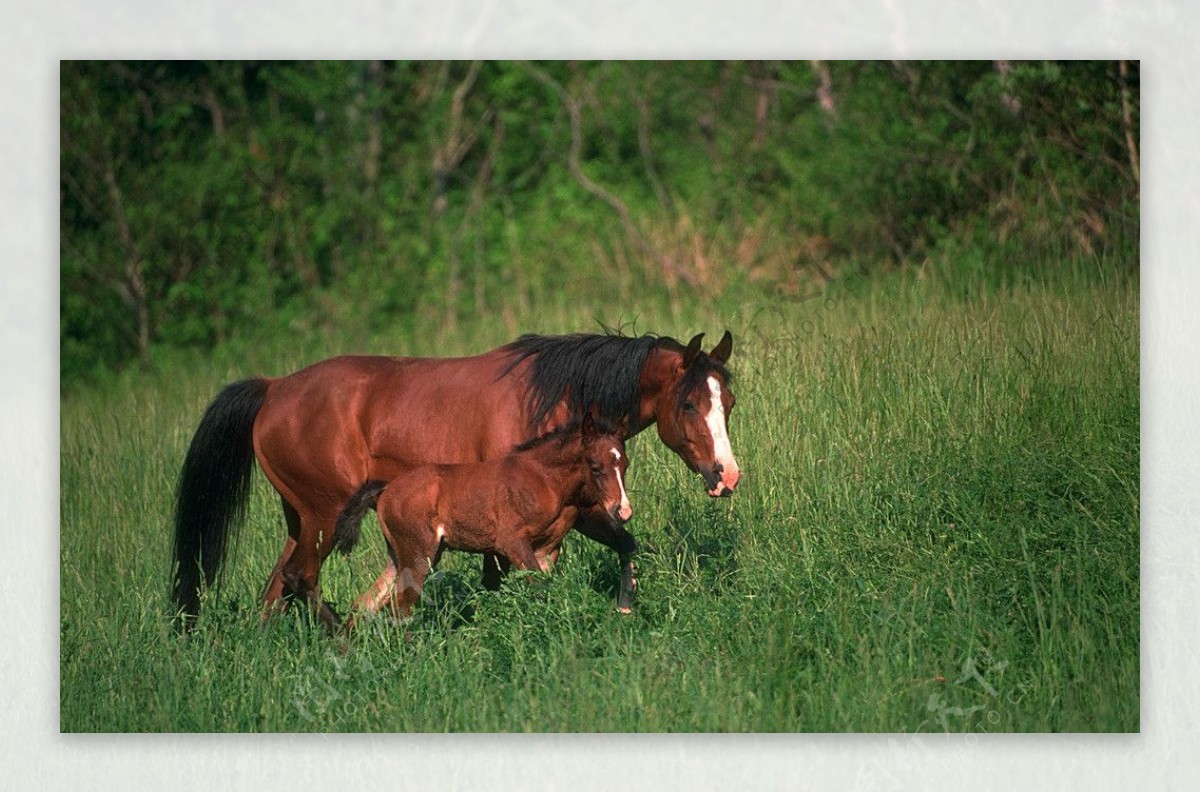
[260,496,300,620]
[279,511,343,634]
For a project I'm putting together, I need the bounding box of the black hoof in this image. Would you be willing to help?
[616,574,637,613]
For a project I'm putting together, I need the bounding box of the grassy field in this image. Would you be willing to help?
[60,261,1138,732]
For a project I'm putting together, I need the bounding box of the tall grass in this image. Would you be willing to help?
[60,260,1138,732]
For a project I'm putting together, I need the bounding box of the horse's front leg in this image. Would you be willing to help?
[480,552,511,591]
[574,505,639,613]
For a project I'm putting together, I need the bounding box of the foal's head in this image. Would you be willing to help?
[580,412,632,526]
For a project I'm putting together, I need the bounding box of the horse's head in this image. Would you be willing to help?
[581,412,632,526]
[653,331,742,497]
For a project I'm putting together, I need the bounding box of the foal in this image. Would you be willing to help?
[335,413,631,623]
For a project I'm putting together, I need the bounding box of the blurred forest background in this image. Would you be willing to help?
[60,60,1139,387]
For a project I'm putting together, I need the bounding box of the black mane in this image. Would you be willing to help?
[501,332,661,430]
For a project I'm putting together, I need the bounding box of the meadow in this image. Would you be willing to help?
[59,260,1138,732]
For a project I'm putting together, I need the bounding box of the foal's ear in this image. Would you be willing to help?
[710,330,733,364]
[683,333,705,368]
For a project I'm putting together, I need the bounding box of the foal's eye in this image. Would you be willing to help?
[683,401,697,414]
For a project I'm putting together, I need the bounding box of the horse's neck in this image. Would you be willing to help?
[634,345,679,432]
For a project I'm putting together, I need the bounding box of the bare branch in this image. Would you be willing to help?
[634,92,673,214]
[1118,60,1139,185]
[521,61,697,287]
[810,60,836,116]
[432,60,484,215]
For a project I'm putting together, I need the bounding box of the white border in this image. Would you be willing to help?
[8,1,1197,789]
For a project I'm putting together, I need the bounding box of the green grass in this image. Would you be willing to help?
[60,261,1138,732]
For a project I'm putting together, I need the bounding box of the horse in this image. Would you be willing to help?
[171,330,740,628]
[330,412,631,629]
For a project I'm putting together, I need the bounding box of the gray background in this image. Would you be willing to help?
[4,1,1193,789]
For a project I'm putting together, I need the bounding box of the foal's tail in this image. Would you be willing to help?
[332,479,389,555]
[171,378,270,628]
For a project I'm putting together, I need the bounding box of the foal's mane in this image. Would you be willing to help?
[510,413,620,454]
[500,332,662,430]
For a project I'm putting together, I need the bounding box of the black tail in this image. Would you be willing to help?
[332,479,388,555]
[171,378,270,627]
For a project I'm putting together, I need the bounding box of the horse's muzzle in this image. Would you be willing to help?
[704,463,740,497]
[609,504,633,525]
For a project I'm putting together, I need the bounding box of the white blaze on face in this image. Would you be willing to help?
[705,376,740,491]
[612,448,632,521]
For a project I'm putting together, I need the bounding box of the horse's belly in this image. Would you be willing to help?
[364,361,528,470]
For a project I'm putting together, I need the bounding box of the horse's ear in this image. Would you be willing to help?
[683,333,705,368]
[710,330,733,364]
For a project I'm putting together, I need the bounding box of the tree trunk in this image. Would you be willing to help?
[103,166,150,362]
[1118,59,1139,185]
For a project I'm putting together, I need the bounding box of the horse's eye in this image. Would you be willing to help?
[684,401,697,413]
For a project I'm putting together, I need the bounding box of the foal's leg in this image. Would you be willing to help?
[346,550,401,632]
[377,533,448,620]
[534,546,560,573]
[378,524,439,621]
[354,558,398,616]
[575,506,639,613]
[533,510,577,572]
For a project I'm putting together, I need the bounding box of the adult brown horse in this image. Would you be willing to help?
[171,330,740,626]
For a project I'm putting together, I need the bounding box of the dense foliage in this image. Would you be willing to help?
[60,60,1138,384]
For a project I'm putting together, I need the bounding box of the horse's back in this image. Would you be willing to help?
[252,349,529,515]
